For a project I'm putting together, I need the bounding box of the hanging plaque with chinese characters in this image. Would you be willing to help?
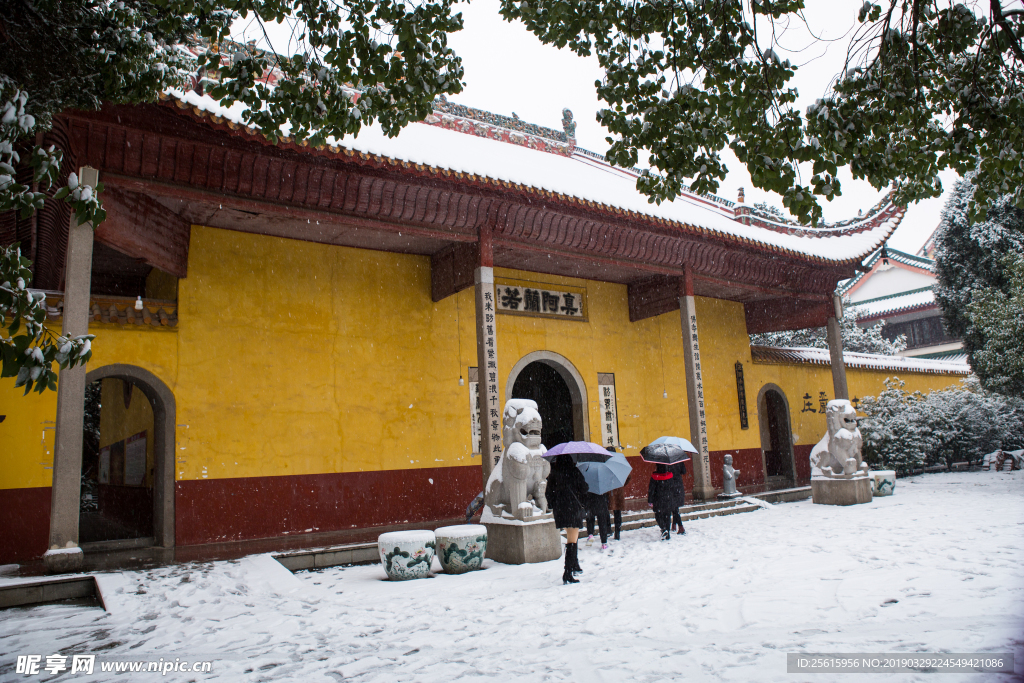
[597,374,621,449]
[468,367,481,455]
[494,279,588,322]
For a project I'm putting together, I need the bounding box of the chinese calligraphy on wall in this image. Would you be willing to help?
[734,362,748,430]
[494,279,587,321]
[468,368,481,455]
[481,290,503,464]
[597,373,620,448]
[689,314,709,458]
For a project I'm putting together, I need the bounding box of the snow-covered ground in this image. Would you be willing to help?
[2,471,1022,682]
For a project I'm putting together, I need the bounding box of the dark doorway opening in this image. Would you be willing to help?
[762,389,793,480]
[511,361,575,448]
[80,377,155,544]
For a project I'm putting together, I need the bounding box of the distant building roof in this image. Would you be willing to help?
[838,247,935,297]
[851,286,937,320]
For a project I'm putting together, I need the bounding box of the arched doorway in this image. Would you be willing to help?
[506,351,589,448]
[757,384,796,483]
[80,365,175,549]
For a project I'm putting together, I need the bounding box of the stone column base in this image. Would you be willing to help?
[43,547,84,574]
[483,521,562,564]
[692,485,718,502]
[811,477,873,506]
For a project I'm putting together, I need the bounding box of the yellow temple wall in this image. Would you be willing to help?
[1,225,968,492]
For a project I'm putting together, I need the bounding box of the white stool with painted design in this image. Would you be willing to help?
[378,530,436,580]
[435,524,488,574]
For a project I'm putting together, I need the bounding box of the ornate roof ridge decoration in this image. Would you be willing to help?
[837,245,936,294]
[749,344,971,376]
[30,290,178,329]
[734,194,902,239]
[430,95,572,143]
[421,107,575,157]
[152,90,901,266]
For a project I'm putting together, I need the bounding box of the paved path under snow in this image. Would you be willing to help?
[1,471,1022,682]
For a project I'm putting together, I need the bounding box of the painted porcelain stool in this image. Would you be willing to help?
[871,470,896,496]
[435,525,488,574]
[378,530,436,580]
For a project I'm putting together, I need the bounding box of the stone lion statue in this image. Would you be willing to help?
[810,399,867,478]
[485,399,551,520]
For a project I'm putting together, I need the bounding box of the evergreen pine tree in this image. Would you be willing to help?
[934,180,1024,396]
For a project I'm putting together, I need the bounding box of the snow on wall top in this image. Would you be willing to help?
[851,287,937,319]
[750,344,971,376]
[161,89,904,264]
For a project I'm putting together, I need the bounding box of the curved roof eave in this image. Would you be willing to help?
[157,89,904,267]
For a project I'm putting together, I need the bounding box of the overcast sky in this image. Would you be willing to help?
[444,0,963,255]
[236,0,980,255]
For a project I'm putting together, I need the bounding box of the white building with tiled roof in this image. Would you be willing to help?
[840,246,965,362]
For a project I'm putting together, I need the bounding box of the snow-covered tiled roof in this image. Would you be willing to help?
[838,247,935,294]
[915,350,969,364]
[850,287,937,319]
[750,345,971,376]
[161,89,904,265]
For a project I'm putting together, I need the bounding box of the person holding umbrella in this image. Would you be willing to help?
[546,451,589,584]
[583,488,611,549]
[543,441,621,584]
[668,461,686,535]
[605,447,632,541]
[641,437,695,540]
[647,464,677,540]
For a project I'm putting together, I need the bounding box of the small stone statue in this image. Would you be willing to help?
[810,400,868,478]
[721,454,740,497]
[485,399,551,520]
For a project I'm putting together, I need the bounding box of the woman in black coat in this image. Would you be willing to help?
[648,464,680,540]
[546,452,588,584]
[668,461,687,534]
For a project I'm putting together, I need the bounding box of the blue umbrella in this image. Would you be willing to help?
[541,441,614,463]
[577,452,633,495]
[648,436,699,454]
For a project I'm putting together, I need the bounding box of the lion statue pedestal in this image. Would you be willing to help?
[809,400,873,506]
[481,399,563,564]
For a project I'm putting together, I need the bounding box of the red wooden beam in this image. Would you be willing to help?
[96,187,190,278]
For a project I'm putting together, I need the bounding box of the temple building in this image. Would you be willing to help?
[843,246,965,362]
[0,91,970,567]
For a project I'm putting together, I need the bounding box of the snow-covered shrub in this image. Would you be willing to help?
[750,301,906,355]
[859,377,1024,474]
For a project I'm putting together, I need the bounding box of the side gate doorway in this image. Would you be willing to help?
[80,364,176,550]
[756,384,796,486]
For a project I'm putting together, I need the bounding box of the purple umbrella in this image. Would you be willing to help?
[541,441,614,463]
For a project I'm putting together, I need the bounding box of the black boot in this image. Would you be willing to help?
[570,541,583,575]
[563,543,579,584]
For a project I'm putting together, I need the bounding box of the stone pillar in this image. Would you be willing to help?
[45,166,98,573]
[474,226,500,486]
[826,294,849,401]
[678,269,715,501]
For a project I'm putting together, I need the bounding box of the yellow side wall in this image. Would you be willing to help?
[0,224,967,490]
